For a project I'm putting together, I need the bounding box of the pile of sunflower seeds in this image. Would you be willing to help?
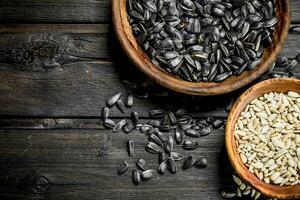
[235,91,300,186]
[102,92,225,185]
[222,174,278,200]
[127,0,278,82]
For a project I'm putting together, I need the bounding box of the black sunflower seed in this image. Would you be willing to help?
[158,151,166,164]
[170,152,184,161]
[127,140,135,156]
[183,140,200,150]
[149,134,164,147]
[199,127,212,136]
[174,129,183,144]
[102,107,109,121]
[149,109,166,118]
[131,111,139,124]
[104,119,115,129]
[165,136,174,154]
[113,119,127,133]
[116,99,126,113]
[106,92,122,107]
[118,161,129,175]
[182,155,196,170]
[193,158,208,169]
[157,161,168,174]
[185,129,200,138]
[136,158,147,171]
[146,142,161,154]
[132,170,141,185]
[167,157,177,174]
[126,93,134,107]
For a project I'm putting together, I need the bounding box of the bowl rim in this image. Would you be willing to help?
[112,0,291,96]
[225,78,300,199]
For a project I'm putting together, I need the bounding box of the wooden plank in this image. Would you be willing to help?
[0,128,234,200]
[0,0,299,23]
[0,30,299,117]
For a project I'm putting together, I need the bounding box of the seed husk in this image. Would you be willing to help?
[149,109,165,118]
[183,140,200,150]
[136,158,146,171]
[113,119,127,133]
[157,161,168,174]
[182,155,196,170]
[123,120,135,133]
[141,169,155,181]
[193,158,208,169]
[149,134,164,147]
[174,129,183,144]
[126,93,134,107]
[118,161,129,175]
[116,99,126,113]
[131,111,139,124]
[167,157,177,174]
[104,119,116,129]
[106,92,122,107]
[199,127,212,136]
[185,129,200,138]
[170,152,184,161]
[145,142,161,154]
[165,136,174,153]
[102,107,109,121]
[127,140,135,156]
[132,169,141,185]
[158,151,166,164]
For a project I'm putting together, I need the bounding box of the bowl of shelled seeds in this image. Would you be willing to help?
[112,0,290,95]
[226,78,300,199]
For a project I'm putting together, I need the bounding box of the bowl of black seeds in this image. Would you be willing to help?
[112,0,290,95]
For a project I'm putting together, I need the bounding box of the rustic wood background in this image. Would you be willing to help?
[0,1,299,200]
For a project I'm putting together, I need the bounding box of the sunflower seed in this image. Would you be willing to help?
[118,161,129,175]
[149,134,164,147]
[199,127,212,136]
[132,170,141,185]
[158,151,166,164]
[149,109,165,118]
[193,158,208,169]
[127,140,135,156]
[104,119,116,129]
[167,157,177,173]
[106,92,122,107]
[113,119,127,133]
[174,129,183,144]
[102,107,110,121]
[131,111,139,124]
[123,120,135,133]
[165,136,174,153]
[157,161,168,174]
[170,152,184,161]
[116,99,126,113]
[182,155,196,170]
[185,129,199,138]
[183,140,200,150]
[126,93,134,107]
[146,142,161,154]
[136,158,146,171]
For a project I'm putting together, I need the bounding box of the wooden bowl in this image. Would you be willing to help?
[112,0,291,96]
[226,78,300,199]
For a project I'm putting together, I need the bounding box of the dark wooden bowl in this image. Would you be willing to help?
[112,0,291,95]
[226,78,300,199]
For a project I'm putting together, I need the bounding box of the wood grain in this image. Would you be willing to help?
[0,0,299,23]
[0,30,299,117]
[0,128,234,200]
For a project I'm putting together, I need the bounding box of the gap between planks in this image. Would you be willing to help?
[1,23,300,34]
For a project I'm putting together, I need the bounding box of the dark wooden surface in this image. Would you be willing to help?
[0,1,299,200]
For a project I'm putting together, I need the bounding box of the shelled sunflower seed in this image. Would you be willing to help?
[235,91,300,186]
[222,174,279,200]
[127,0,277,82]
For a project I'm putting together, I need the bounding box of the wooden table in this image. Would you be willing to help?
[0,1,299,199]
